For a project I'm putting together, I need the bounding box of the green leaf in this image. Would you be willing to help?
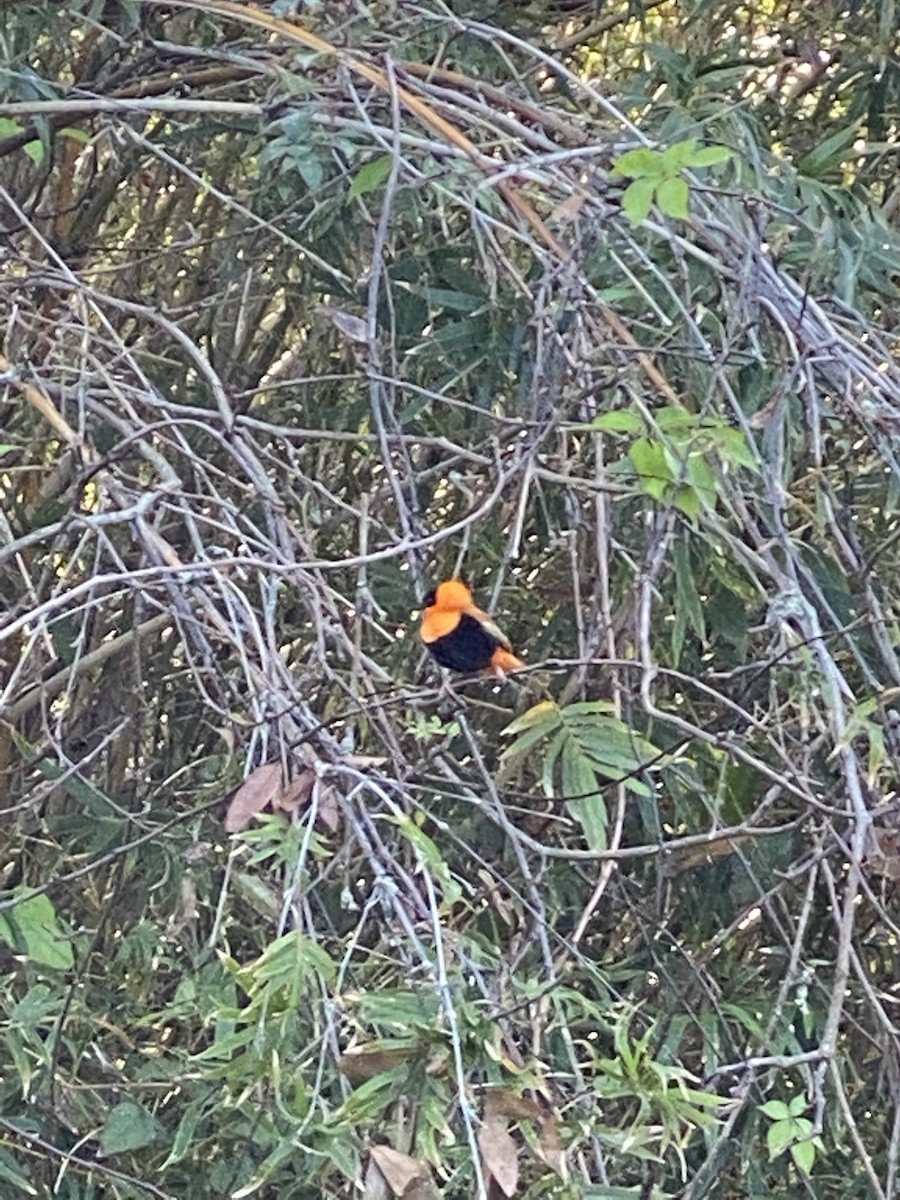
[499,717,558,763]
[295,154,324,190]
[673,537,705,642]
[611,147,663,179]
[0,1146,35,1194]
[787,1094,808,1117]
[99,1101,160,1155]
[355,990,441,1029]
[685,452,718,504]
[798,122,862,178]
[688,145,734,167]
[541,728,568,797]
[349,153,394,198]
[23,141,44,166]
[0,444,14,456]
[673,484,700,522]
[716,426,760,472]
[766,1120,795,1160]
[629,438,672,499]
[422,287,484,313]
[568,795,608,851]
[759,1100,790,1121]
[502,700,560,738]
[10,893,73,970]
[791,1138,815,1174]
[655,405,696,432]
[660,138,700,170]
[656,175,690,220]
[621,176,657,225]
[390,814,462,908]
[562,744,607,849]
[161,1092,214,1168]
[0,119,23,139]
[591,410,644,435]
[249,929,335,988]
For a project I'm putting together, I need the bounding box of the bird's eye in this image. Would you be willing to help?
[422,589,436,607]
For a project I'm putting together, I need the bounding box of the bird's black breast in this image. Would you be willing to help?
[427,612,498,672]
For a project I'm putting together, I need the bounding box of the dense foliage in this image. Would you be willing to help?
[2,0,900,1196]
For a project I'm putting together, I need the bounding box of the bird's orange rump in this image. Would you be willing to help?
[419,579,524,676]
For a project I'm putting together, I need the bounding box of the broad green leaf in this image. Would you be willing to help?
[611,147,663,178]
[349,153,394,198]
[100,1101,160,1155]
[660,138,700,170]
[560,740,597,801]
[591,410,644,435]
[629,438,672,498]
[791,1138,815,1174]
[10,893,73,970]
[717,426,760,472]
[674,484,701,522]
[655,405,696,432]
[656,176,690,220]
[622,176,657,225]
[685,452,718,504]
[23,141,43,166]
[0,119,23,139]
[766,1119,795,1160]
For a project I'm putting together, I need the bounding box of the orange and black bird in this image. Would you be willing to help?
[419,579,525,676]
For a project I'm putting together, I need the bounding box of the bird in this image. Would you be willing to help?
[419,579,525,676]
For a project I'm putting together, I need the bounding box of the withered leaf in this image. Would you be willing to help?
[369,1145,433,1196]
[338,1044,412,1081]
[275,768,316,814]
[224,762,282,832]
[478,1109,519,1198]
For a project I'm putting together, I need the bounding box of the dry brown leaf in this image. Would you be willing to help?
[362,1156,390,1200]
[275,767,316,813]
[478,1108,519,1198]
[535,1112,566,1179]
[343,754,388,769]
[401,1184,436,1200]
[316,783,342,834]
[867,828,900,879]
[487,1089,541,1122]
[224,762,282,832]
[338,1044,412,1081]
[319,305,368,344]
[369,1145,432,1196]
[550,192,586,223]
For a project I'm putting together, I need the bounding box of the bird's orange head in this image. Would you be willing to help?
[423,579,473,612]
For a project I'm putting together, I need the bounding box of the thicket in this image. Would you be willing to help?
[2,1,900,1196]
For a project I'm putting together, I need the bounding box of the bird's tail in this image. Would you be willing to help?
[489,647,527,676]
